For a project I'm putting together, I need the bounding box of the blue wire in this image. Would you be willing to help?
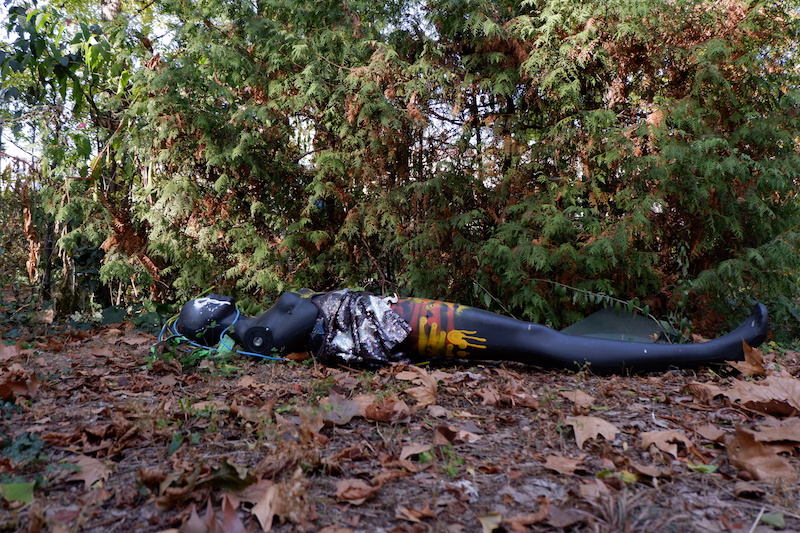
[158,311,288,362]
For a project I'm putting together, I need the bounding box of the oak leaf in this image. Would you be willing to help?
[559,389,595,408]
[0,343,20,362]
[726,340,766,377]
[640,430,693,458]
[726,426,798,482]
[334,478,381,505]
[565,416,618,450]
[67,455,113,487]
[543,455,584,475]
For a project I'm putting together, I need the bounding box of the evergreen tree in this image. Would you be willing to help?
[3,0,799,338]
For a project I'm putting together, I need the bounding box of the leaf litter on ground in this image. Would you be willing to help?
[0,323,798,532]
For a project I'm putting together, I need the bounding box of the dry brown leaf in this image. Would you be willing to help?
[578,479,611,499]
[320,391,362,426]
[183,504,207,533]
[395,370,421,381]
[334,478,381,505]
[237,375,259,388]
[118,334,154,346]
[477,512,503,533]
[565,416,618,450]
[0,363,39,400]
[396,502,434,523]
[696,424,727,443]
[726,426,798,482]
[399,443,432,461]
[252,468,316,531]
[753,417,800,443]
[67,455,113,487]
[89,347,114,357]
[505,497,551,532]
[687,381,726,405]
[730,376,800,416]
[329,369,359,390]
[220,494,247,533]
[543,455,584,475]
[434,425,458,445]
[0,342,20,362]
[726,340,766,377]
[477,387,500,406]
[364,396,409,422]
[399,367,438,407]
[427,405,451,418]
[559,389,596,408]
[405,384,437,407]
[505,378,539,408]
[640,430,693,458]
[630,462,667,478]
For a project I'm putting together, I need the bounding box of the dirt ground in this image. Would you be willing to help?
[1,315,799,533]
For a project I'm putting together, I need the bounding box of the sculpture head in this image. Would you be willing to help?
[175,294,238,346]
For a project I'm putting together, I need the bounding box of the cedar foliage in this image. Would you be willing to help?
[2,0,800,337]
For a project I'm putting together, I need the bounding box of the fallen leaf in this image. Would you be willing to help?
[405,384,437,407]
[543,455,584,475]
[478,387,500,406]
[726,340,766,377]
[559,389,595,408]
[428,404,451,417]
[398,367,438,407]
[220,494,247,533]
[237,375,259,388]
[400,443,432,461]
[396,502,434,523]
[578,479,611,499]
[565,416,618,450]
[0,364,39,400]
[334,478,381,505]
[329,369,359,390]
[67,455,113,487]
[696,424,726,443]
[753,417,800,443]
[0,343,20,362]
[726,426,798,481]
[0,482,34,503]
[505,378,538,408]
[732,481,766,499]
[477,511,502,533]
[183,504,207,533]
[89,347,114,357]
[252,484,279,532]
[433,425,458,445]
[252,468,316,532]
[630,462,667,478]
[364,397,409,422]
[731,376,800,416]
[118,334,155,346]
[505,497,550,531]
[640,430,693,458]
[321,391,362,426]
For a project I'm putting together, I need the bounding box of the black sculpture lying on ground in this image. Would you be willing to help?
[171,289,769,373]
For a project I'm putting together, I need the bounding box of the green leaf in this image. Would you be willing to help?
[759,512,785,529]
[687,462,718,474]
[0,482,35,503]
[167,433,183,456]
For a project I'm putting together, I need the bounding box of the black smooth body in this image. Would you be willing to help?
[175,291,769,373]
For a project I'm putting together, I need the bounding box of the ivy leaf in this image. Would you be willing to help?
[0,482,34,503]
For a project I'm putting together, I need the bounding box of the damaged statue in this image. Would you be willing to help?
[171,289,769,373]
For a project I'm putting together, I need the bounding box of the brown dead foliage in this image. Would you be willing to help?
[0,327,798,532]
